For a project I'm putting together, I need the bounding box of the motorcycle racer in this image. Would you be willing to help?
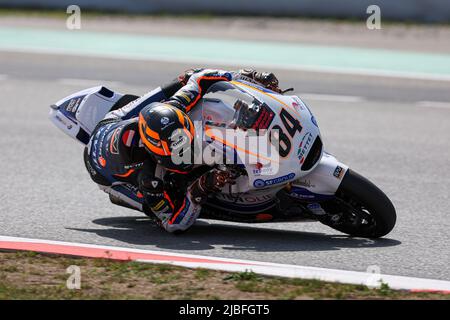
[84,68,281,233]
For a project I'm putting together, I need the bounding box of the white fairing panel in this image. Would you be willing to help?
[75,91,122,134]
[49,86,123,144]
[291,152,349,196]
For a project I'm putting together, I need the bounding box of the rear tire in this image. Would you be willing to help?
[321,169,396,238]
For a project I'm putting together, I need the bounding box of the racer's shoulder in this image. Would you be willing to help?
[117,118,141,149]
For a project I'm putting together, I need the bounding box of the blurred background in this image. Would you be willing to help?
[0,1,449,281]
[1,0,450,22]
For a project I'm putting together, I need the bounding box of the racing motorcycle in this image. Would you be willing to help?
[49,80,396,238]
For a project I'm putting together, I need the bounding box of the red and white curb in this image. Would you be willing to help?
[0,235,449,293]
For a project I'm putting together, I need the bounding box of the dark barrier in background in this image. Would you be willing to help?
[0,0,449,23]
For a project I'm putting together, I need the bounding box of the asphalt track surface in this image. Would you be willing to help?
[0,51,449,281]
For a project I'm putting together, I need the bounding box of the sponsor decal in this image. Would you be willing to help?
[194,197,203,204]
[151,199,166,212]
[178,92,193,104]
[91,129,103,162]
[288,186,333,201]
[66,97,83,113]
[253,179,266,188]
[252,166,275,176]
[292,179,315,188]
[55,115,73,130]
[297,132,313,163]
[253,172,295,188]
[161,121,175,130]
[333,166,345,179]
[292,101,303,112]
[123,183,141,195]
[292,97,305,111]
[289,191,314,200]
[170,135,188,150]
[122,130,135,147]
[160,117,170,125]
[96,124,112,166]
[215,193,273,204]
[124,162,144,170]
[151,180,159,188]
[85,159,97,177]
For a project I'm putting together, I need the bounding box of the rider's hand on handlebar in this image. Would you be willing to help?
[177,68,204,85]
[239,69,282,93]
[254,72,282,93]
[199,168,235,193]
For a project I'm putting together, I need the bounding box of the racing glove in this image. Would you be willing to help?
[190,168,235,204]
[238,69,281,93]
[177,68,205,86]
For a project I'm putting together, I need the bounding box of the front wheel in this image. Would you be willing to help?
[320,169,396,238]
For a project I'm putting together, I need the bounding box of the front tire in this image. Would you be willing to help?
[320,169,396,238]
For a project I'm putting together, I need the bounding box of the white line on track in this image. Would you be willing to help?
[291,65,450,82]
[297,93,365,103]
[1,235,449,293]
[417,101,450,109]
[58,78,122,88]
[2,46,450,82]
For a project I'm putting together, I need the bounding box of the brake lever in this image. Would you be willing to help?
[281,87,294,94]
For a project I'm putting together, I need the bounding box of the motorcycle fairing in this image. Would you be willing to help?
[289,152,348,200]
[191,81,323,193]
[49,86,124,145]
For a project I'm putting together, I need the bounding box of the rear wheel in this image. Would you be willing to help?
[320,169,396,238]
